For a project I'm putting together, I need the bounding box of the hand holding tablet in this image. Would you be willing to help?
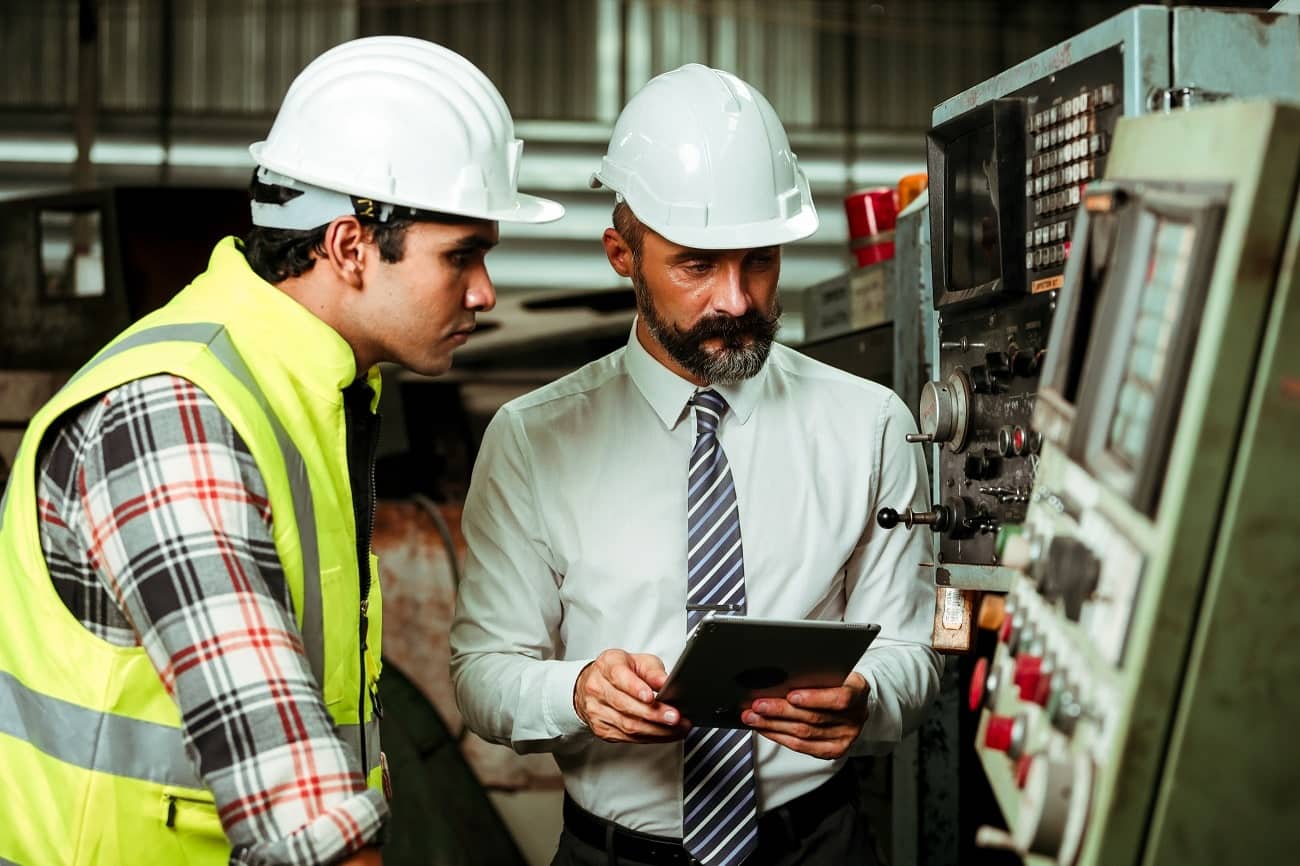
[656,615,880,730]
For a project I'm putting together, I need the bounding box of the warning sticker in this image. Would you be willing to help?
[941,588,965,630]
[1032,275,1065,293]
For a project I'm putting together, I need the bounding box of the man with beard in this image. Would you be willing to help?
[451,65,940,866]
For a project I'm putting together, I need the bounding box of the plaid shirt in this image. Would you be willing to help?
[36,373,386,865]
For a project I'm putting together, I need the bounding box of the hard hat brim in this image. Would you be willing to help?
[652,205,819,250]
[250,142,565,225]
[593,170,819,250]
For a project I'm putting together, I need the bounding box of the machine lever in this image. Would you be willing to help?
[905,432,934,443]
[876,506,953,532]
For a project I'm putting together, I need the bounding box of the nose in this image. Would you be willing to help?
[712,262,750,318]
[465,266,496,313]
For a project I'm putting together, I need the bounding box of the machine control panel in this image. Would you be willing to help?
[963,98,1300,865]
[881,47,1128,570]
[1023,76,1119,292]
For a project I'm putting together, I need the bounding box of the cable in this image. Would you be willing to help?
[411,493,463,591]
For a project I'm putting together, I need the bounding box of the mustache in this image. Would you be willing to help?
[683,306,780,344]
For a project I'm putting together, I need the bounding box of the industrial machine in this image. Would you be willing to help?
[970,98,1300,865]
[0,186,251,474]
[878,5,1300,594]
[869,7,1300,864]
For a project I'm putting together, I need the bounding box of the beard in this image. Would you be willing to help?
[632,260,781,384]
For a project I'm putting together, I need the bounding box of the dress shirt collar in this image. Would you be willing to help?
[623,319,766,430]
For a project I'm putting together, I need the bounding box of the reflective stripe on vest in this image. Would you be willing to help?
[342,717,383,773]
[0,322,341,790]
[0,670,203,789]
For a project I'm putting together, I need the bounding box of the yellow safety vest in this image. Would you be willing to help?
[0,237,384,865]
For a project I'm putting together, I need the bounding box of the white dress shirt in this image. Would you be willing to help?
[450,326,941,836]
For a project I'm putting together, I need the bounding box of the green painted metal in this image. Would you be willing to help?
[1143,144,1300,866]
[974,100,1300,865]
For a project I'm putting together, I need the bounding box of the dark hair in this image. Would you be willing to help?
[612,200,646,263]
[243,173,413,284]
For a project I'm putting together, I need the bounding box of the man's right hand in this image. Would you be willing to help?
[573,649,691,743]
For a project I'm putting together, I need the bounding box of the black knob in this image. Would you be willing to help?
[964,450,1001,480]
[985,351,1012,378]
[1039,536,1102,621]
[969,364,1005,394]
[876,506,954,532]
[1011,348,1041,377]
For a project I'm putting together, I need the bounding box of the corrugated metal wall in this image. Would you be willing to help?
[0,0,1226,323]
[2,0,1150,126]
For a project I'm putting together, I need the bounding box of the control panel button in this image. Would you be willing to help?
[984,713,1027,758]
[970,657,991,711]
[1014,654,1044,701]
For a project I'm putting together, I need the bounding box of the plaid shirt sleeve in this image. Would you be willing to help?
[35,374,387,865]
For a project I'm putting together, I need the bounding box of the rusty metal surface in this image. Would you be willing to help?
[372,499,563,792]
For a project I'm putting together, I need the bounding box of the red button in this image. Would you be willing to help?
[1014,655,1044,701]
[999,616,1014,644]
[969,657,990,712]
[1016,754,1034,788]
[1031,670,1054,706]
[985,715,1015,752]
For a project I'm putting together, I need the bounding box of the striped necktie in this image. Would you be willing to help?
[683,389,759,866]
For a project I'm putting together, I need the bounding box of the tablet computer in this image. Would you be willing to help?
[656,615,881,729]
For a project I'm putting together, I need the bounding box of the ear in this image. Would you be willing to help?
[602,227,634,279]
[321,216,370,289]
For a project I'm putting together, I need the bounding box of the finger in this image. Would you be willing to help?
[755,730,848,760]
[632,653,669,690]
[600,681,684,726]
[786,685,862,713]
[741,712,845,741]
[591,710,689,742]
[747,698,829,725]
[603,659,657,703]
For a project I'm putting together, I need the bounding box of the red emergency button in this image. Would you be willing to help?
[1012,426,1027,456]
[985,715,1016,752]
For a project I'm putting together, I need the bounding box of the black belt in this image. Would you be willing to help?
[562,765,857,866]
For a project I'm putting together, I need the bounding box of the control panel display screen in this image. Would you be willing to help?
[1106,218,1197,468]
[946,122,1002,293]
[1070,184,1227,515]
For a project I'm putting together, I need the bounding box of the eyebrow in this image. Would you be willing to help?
[448,233,498,253]
[667,250,720,264]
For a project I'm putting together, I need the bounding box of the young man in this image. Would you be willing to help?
[451,64,940,866]
[0,37,561,865]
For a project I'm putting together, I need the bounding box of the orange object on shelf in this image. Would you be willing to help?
[896,172,928,212]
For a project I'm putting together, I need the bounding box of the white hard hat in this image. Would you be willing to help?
[249,36,563,228]
[591,63,817,250]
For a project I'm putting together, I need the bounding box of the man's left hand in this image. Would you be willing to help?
[740,673,870,759]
